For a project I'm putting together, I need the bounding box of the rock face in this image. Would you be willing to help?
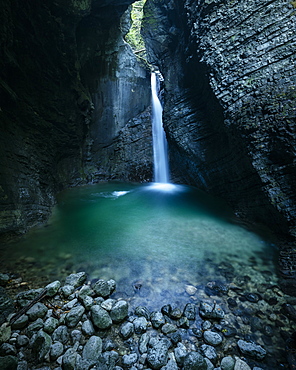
[142,0,296,291]
[0,0,152,235]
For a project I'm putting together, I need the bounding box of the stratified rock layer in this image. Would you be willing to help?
[0,0,152,235]
[142,0,296,291]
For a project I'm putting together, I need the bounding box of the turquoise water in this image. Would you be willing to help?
[2,182,277,308]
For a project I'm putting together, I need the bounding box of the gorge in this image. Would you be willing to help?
[0,0,296,367]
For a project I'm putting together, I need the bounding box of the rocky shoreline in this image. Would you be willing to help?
[1,271,296,369]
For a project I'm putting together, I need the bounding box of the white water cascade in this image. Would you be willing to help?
[151,72,170,184]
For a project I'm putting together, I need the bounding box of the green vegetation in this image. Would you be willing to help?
[125,0,147,59]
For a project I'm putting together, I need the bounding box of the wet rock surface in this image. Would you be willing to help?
[142,0,296,290]
[0,0,152,235]
[0,270,296,369]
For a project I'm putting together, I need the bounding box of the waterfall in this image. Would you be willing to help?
[151,72,170,183]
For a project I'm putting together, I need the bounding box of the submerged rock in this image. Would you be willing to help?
[237,340,266,360]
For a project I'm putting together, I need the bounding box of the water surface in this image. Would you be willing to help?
[1,182,277,309]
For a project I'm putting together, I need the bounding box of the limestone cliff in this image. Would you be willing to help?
[142,0,296,290]
[0,0,152,234]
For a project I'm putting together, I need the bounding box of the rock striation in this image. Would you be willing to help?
[0,0,152,235]
[142,0,296,292]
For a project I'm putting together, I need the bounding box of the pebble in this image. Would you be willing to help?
[82,335,102,360]
[45,281,61,297]
[110,300,128,322]
[204,331,223,346]
[183,351,207,370]
[0,271,290,369]
[237,340,266,360]
[65,272,87,288]
[60,284,75,297]
[133,316,148,334]
[122,353,138,367]
[44,317,59,334]
[234,358,251,370]
[200,302,225,319]
[120,322,134,339]
[183,303,196,320]
[220,356,235,370]
[201,344,217,361]
[65,305,85,328]
[147,338,170,369]
[91,305,112,329]
[50,341,64,360]
[162,323,177,334]
[81,319,95,336]
[150,311,165,328]
[185,285,197,295]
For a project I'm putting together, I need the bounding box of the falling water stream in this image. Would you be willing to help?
[151,72,170,184]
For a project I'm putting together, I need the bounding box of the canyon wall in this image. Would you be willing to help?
[142,0,296,291]
[0,0,152,235]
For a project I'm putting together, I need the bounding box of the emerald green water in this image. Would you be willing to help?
[1,182,277,308]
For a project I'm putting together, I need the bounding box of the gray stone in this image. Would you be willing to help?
[183,352,207,370]
[161,323,177,334]
[120,322,134,339]
[110,300,128,323]
[82,335,102,361]
[133,316,148,334]
[147,338,170,369]
[135,306,150,320]
[71,329,82,344]
[101,298,115,311]
[26,318,44,337]
[63,298,78,310]
[201,344,217,362]
[45,281,61,297]
[50,341,64,360]
[82,296,93,310]
[122,353,138,367]
[221,356,235,370]
[98,351,119,369]
[32,329,52,361]
[139,332,150,354]
[81,319,95,336]
[0,355,18,370]
[65,272,87,288]
[44,317,59,334]
[91,305,112,329]
[237,340,266,361]
[234,358,251,370]
[199,302,224,320]
[26,302,48,321]
[62,348,78,370]
[52,325,69,344]
[78,285,93,299]
[177,316,189,329]
[203,331,223,346]
[0,274,9,286]
[174,342,187,366]
[161,354,178,370]
[183,303,196,320]
[0,343,17,356]
[0,323,11,344]
[93,279,116,298]
[150,311,165,328]
[16,335,29,348]
[16,360,28,370]
[65,305,85,328]
[205,358,214,370]
[16,289,43,308]
[61,285,75,298]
